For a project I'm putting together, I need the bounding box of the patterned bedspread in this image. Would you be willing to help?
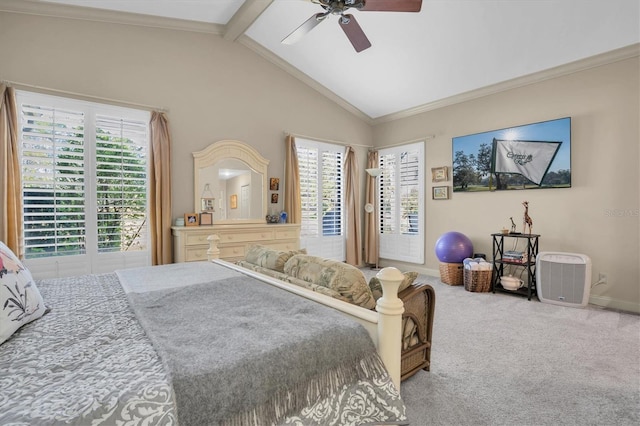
[0,267,407,425]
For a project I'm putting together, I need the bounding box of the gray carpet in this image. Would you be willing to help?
[363,270,640,426]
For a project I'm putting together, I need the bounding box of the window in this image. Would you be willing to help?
[378,141,424,264]
[296,138,344,260]
[17,91,150,278]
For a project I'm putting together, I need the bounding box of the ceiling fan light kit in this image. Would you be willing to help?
[282,0,423,52]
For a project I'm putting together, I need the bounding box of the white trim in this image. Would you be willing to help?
[0,0,224,34]
[588,295,640,315]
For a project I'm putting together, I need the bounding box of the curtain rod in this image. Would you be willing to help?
[375,135,436,150]
[284,131,373,149]
[285,131,435,151]
[2,80,169,113]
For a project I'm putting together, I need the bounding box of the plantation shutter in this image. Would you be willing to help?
[17,91,150,278]
[21,103,86,258]
[95,115,148,253]
[297,145,319,237]
[296,139,345,260]
[378,141,424,264]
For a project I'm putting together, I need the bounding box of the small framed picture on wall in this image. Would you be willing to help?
[271,193,279,203]
[432,186,450,200]
[431,166,448,182]
[270,178,280,191]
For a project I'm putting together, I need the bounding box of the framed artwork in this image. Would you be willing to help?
[201,198,215,212]
[230,194,237,209]
[200,212,213,225]
[432,186,450,200]
[431,166,448,182]
[271,193,278,204]
[452,117,571,192]
[270,177,280,191]
[185,213,199,226]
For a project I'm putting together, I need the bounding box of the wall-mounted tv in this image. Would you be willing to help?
[452,117,571,192]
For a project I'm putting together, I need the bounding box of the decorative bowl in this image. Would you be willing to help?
[500,275,524,290]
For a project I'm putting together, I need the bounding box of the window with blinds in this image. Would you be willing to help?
[21,104,86,258]
[95,115,148,253]
[17,91,150,277]
[378,141,424,264]
[296,138,344,260]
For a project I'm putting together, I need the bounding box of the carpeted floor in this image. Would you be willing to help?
[362,270,640,426]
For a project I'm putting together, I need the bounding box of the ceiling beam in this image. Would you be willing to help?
[224,0,274,41]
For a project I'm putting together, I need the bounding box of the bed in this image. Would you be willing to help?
[0,241,408,425]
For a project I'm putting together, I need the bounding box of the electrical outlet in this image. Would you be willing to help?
[598,272,607,284]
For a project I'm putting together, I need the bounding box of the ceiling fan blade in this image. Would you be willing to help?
[358,0,422,12]
[282,13,326,45]
[339,14,371,53]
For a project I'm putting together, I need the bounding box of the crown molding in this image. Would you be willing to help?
[373,43,640,124]
[238,35,374,125]
[0,0,225,34]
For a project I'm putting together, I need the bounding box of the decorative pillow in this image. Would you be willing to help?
[284,255,376,309]
[244,245,305,273]
[0,241,47,345]
[369,271,419,301]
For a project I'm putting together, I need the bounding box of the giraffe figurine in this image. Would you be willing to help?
[522,201,533,235]
[509,217,517,233]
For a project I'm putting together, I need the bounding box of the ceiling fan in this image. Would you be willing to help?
[282,0,422,52]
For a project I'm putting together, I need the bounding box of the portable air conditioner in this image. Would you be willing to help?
[536,252,591,308]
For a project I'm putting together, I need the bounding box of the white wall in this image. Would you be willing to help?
[1,10,638,312]
[373,57,640,312]
[0,10,373,220]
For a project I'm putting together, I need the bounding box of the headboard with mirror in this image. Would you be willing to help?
[193,140,269,224]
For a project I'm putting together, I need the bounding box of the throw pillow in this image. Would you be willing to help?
[368,271,419,300]
[244,245,298,272]
[0,241,47,345]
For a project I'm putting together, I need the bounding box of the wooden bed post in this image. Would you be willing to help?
[207,234,220,261]
[375,267,405,390]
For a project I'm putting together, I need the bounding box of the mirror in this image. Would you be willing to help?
[193,140,269,224]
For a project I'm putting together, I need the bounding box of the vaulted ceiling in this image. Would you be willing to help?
[8,0,640,122]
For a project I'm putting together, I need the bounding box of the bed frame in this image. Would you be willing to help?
[207,235,406,389]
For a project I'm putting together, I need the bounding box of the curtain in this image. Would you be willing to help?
[149,111,173,265]
[344,146,362,266]
[364,150,379,266]
[0,84,22,256]
[284,134,301,224]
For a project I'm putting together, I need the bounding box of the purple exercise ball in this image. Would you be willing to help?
[435,231,474,263]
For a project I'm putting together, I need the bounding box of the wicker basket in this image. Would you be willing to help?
[439,262,463,286]
[463,268,492,292]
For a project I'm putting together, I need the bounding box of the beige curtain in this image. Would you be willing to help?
[364,150,379,266]
[344,146,362,266]
[149,111,173,265]
[284,135,301,224]
[0,84,23,256]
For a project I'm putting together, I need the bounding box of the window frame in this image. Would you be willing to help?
[16,90,151,278]
[377,141,425,264]
[295,138,345,261]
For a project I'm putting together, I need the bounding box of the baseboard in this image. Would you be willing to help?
[378,261,440,280]
[588,295,640,315]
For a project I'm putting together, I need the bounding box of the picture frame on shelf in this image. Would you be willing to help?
[185,213,199,226]
[432,186,450,200]
[200,212,213,225]
[431,166,448,182]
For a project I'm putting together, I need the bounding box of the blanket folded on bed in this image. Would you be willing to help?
[126,268,404,426]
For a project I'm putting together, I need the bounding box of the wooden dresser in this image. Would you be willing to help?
[172,223,300,263]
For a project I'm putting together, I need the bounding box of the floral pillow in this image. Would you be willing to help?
[0,241,47,345]
[368,271,419,301]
